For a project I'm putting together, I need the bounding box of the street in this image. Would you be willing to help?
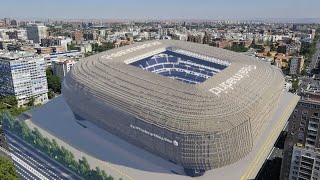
[4,129,83,180]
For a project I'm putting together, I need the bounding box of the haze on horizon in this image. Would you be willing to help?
[1,0,320,20]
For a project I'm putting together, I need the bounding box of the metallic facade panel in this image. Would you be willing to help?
[63,40,284,171]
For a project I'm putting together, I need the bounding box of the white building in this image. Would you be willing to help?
[75,43,92,53]
[17,29,28,40]
[41,36,69,50]
[52,59,77,80]
[44,50,83,67]
[288,144,320,180]
[26,24,48,44]
[284,82,292,92]
[0,52,48,107]
[290,56,305,75]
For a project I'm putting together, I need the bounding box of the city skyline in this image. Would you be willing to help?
[1,0,320,21]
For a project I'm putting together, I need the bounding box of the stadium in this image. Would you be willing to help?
[63,40,285,177]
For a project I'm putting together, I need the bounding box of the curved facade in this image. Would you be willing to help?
[62,40,284,174]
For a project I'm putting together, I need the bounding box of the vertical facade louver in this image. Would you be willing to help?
[63,40,284,176]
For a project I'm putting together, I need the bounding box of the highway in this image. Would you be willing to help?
[4,129,83,180]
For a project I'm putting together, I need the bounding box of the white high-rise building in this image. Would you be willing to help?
[0,52,48,107]
[289,56,305,75]
[26,24,48,44]
[288,144,320,180]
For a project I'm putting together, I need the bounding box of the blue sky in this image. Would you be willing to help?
[1,0,320,20]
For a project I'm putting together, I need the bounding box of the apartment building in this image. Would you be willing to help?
[0,52,48,107]
[52,59,77,80]
[26,24,48,44]
[290,56,305,75]
[281,99,320,179]
[288,144,320,180]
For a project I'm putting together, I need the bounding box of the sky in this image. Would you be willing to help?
[1,0,320,20]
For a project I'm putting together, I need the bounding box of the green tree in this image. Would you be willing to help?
[27,96,36,106]
[224,44,248,52]
[1,96,18,107]
[292,80,299,92]
[79,157,91,177]
[46,67,61,94]
[46,67,53,76]
[47,75,61,94]
[270,44,277,51]
[48,89,55,99]
[0,103,7,110]
[251,37,256,48]
[0,156,19,180]
[267,51,271,57]
[67,44,79,51]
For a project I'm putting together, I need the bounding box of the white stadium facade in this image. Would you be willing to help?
[62,40,299,177]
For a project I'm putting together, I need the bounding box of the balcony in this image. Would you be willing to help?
[300,164,313,170]
[308,125,318,131]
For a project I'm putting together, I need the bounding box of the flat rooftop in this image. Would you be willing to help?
[0,52,37,60]
[21,92,299,180]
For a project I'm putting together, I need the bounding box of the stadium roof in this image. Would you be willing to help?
[66,40,284,135]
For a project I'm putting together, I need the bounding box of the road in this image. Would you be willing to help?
[307,40,320,74]
[297,41,320,94]
[4,129,83,180]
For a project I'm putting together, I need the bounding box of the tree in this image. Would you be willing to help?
[0,156,19,180]
[79,157,91,177]
[1,96,18,107]
[224,44,248,52]
[46,67,53,76]
[0,103,7,110]
[48,89,55,99]
[292,80,299,92]
[270,44,276,51]
[46,67,61,94]
[47,75,61,94]
[27,96,36,106]
[251,37,256,48]
[67,44,79,51]
[267,51,271,57]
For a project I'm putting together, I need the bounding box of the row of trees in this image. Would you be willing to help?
[301,32,320,74]
[0,96,37,116]
[224,44,249,52]
[92,42,114,53]
[0,111,120,180]
[0,156,19,180]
